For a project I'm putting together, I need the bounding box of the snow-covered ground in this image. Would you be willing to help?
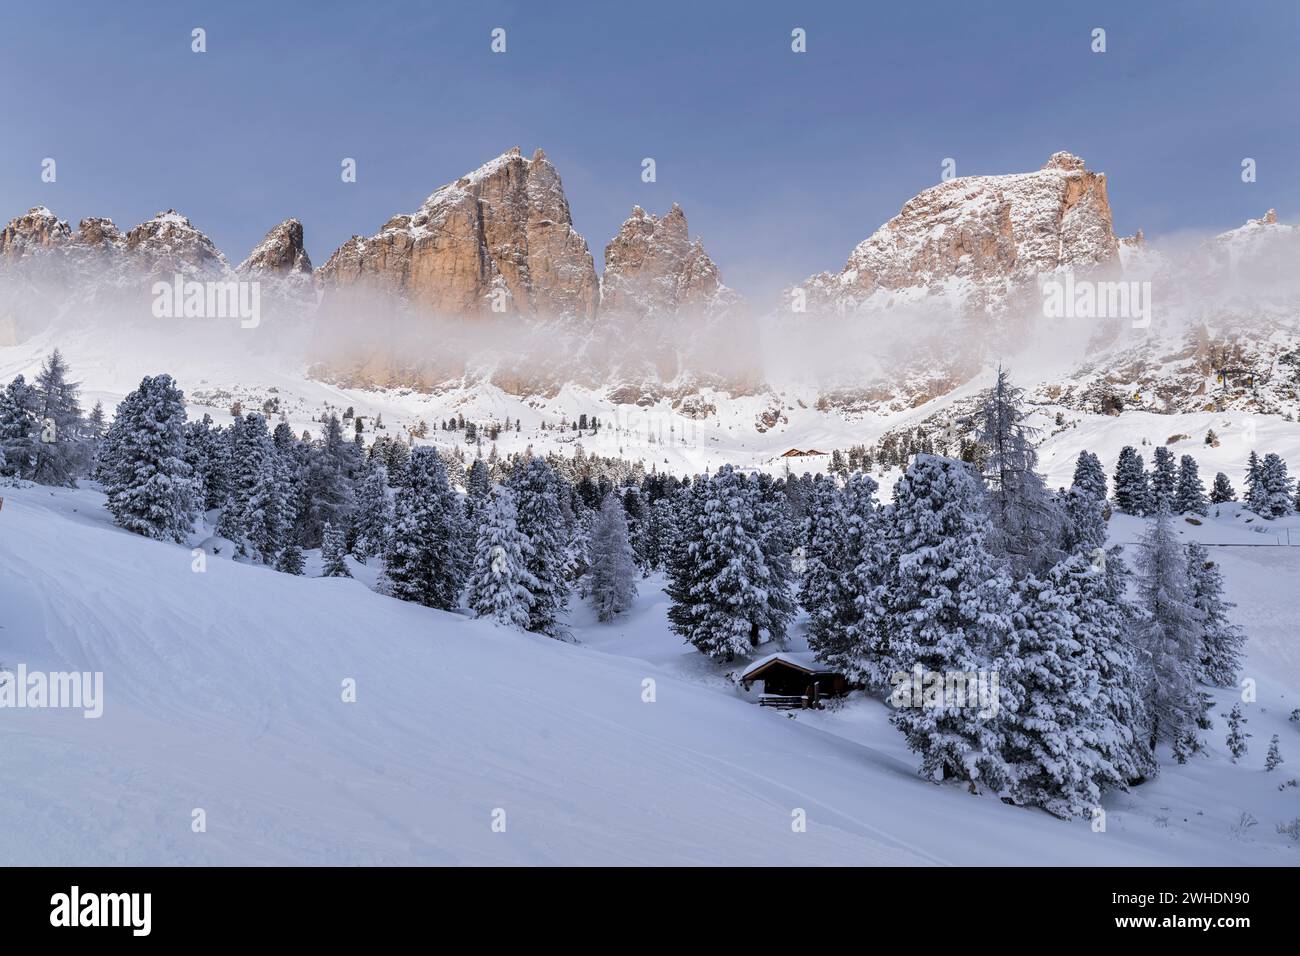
[1,480,1296,865]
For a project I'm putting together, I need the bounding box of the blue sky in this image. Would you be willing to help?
[2,0,1298,301]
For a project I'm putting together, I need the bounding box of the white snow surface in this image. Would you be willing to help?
[1,481,1297,865]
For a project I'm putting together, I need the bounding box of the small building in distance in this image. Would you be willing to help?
[780,448,827,458]
[738,652,849,709]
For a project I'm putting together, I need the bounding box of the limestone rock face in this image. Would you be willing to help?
[122,210,229,279]
[0,207,71,259]
[318,147,598,321]
[237,219,312,276]
[600,204,739,319]
[791,151,1119,315]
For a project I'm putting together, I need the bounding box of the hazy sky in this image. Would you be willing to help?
[3,0,1298,303]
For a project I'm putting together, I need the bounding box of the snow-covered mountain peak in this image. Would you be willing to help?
[601,203,738,321]
[1,206,73,258]
[237,218,312,277]
[317,146,599,322]
[790,151,1119,318]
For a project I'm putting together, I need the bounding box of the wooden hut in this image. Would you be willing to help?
[738,653,848,709]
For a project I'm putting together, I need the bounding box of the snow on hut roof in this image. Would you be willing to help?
[738,651,824,681]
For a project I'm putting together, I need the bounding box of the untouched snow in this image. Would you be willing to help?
[1,482,1296,865]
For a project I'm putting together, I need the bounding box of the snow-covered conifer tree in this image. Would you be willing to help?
[1210,471,1236,504]
[507,457,571,636]
[244,448,291,563]
[321,522,352,577]
[215,492,246,552]
[668,466,788,660]
[183,414,226,511]
[834,474,893,688]
[1224,703,1249,762]
[464,457,491,526]
[383,446,465,610]
[30,349,85,486]
[0,374,39,478]
[1113,446,1152,516]
[1173,455,1208,515]
[1071,450,1107,500]
[1133,509,1204,751]
[1244,450,1266,514]
[1266,734,1283,771]
[296,415,357,548]
[587,493,638,621]
[973,367,1061,573]
[750,473,798,642]
[1150,447,1177,512]
[465,486,535,628]
[276,541,305,576]
[1184,541,1244,687]
[800,476,848,658]
[102,374,196,543]
[1059,486,1108,559]
[886,455,1014,789]
[1256,453,1294,517]
[350,459,392,562]
[1003,558,1107,817]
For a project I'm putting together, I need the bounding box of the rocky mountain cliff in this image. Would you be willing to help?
[237,219,312,277]
[600,203,738,320]
[316,147,599,323]
[3,149,1297,423]
[792,151,1119,318]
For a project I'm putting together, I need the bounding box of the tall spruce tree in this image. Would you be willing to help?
[0,374,39,478]
[383,446,466,610]
[102,374,196,543]
[30,349,85,486]
[1173,455,1209,515]
[1071,450,1107,501]
[1256,453,1294,517]
[587,493,638,621]
[465,486,535,628]
[836,474,894,689]
[667,466,788,660]
[351,459,392,562]
[1113,446,1152,516]
[800,476,848,659]
[973,367,1061,573]
[886,455,1014,790]
[1184,541,1245,687]
[507,457,571,637]
[1209,471,1236,504]
[321,522,352,578]
[275,540,306,575]
[750,473,797,643]
[296,414,356,548]
[1244,451,1266,514]
[1150,447,1178,512]
[1004,557,1112,817]
[1133,509,1204,752]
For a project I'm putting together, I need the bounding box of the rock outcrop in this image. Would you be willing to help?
[317,147,598,322]
[600,204,738,319]
[237,219,312,276]
[0,207,71,259]
[791,151,1119,316]
[121,210,229,278]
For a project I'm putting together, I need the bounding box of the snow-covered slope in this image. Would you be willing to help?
[1,482,1295,865]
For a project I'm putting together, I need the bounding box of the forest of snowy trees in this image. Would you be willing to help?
[2,356,1271,818]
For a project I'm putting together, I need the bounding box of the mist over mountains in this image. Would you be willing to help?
[3,147,1299,424]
